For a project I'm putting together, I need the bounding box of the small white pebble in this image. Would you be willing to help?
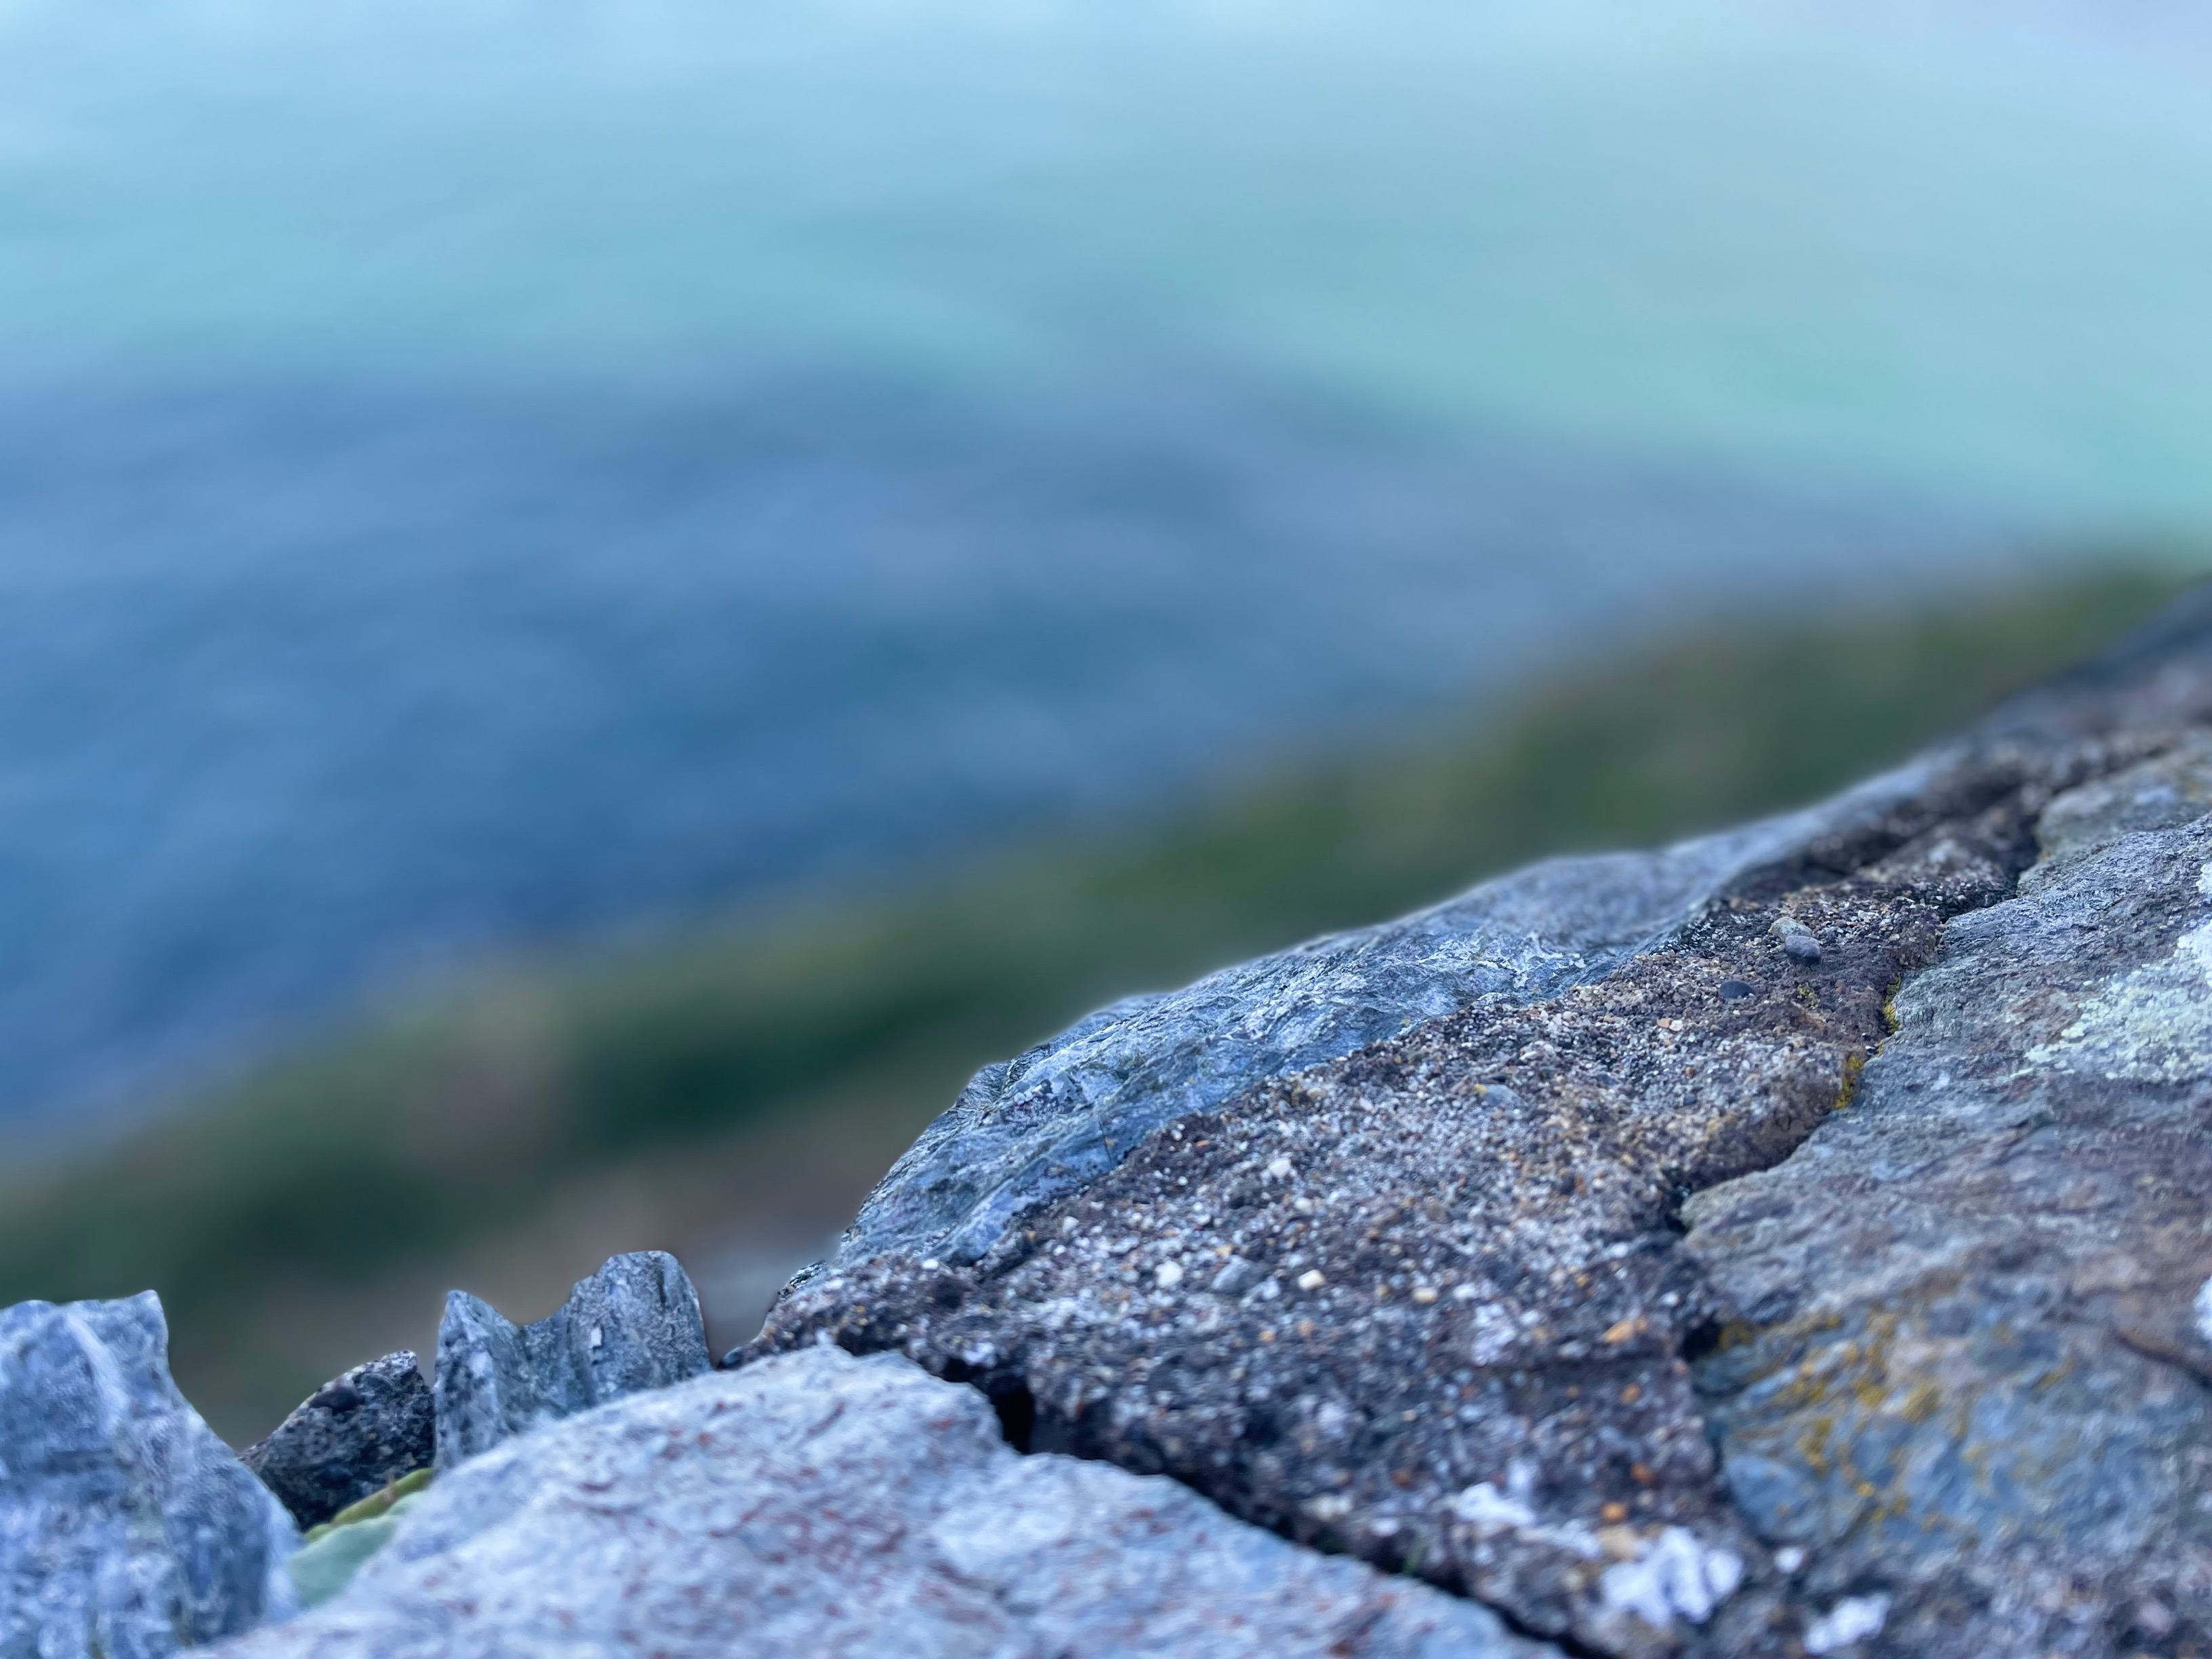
[1265,1155,1294,1180]
[1773,1546,1807,1574]
[1412,1286,1439,1304]
[1155,1260,1185,1290]
[1297,1269,1328,1292]
[1452,1284,1480,1301]
[2195,1275,2212,1345]
[920,1258,941,1271]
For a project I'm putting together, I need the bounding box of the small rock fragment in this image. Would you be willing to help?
[434,1250,710,1468]
[1210,1255,1267,1297]
[1717,978,1755,1000]
[1,1292,298,1658]
[1770,916,1822,964]
[242,1351,434,1528]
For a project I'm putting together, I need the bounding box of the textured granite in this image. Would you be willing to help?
[213,1345,1550,1659]
[1,1292,298,1659]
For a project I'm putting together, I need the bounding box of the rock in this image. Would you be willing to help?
[211,1345,1547,1659]
[242,1352,433,1528]
[836,758,1947,1273]
[432,1250,710,1467]
[1768,916,1822,964]
[745,587,2212,1658]
[1685,743,2212,1658]
[1,1291,298,1658]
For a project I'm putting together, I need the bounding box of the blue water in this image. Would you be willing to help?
[0,0,2208,1136]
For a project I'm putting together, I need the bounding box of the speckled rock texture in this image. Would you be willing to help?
[243,1353,432,1529]
[751,588,2212,1658]
[838,764,1941,1274]
[1,1292,298,1659]
[433,1250,709,1468]
[212,1345,1545,1659]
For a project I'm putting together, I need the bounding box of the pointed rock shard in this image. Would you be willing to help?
[0,1291,298,1659]
[243,1351,434,1529]
[216,1346,1553,1659]
[433,1249,710,1467]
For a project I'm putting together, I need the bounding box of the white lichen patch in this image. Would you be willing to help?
[1597,1526,1743,1629]
[2026,860,2212,1083]
[1803,1593,1890,1654]
[1449,1481,1536,1532]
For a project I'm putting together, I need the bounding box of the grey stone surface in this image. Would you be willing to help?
[243,1353,432,1529]
[750,588,2212,1658]
[1686,745,2212,1658]
[840,758,1944,1273]
[432,1249,709,1467]
[213,1345,1549,1659]
[1,1291,298,1659]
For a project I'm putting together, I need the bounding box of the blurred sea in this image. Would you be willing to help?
[1,0,2209,1136]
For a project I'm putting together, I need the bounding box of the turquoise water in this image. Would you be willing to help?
[0,0,2208,1136]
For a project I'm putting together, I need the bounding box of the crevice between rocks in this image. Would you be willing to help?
[752,743,2133,1658]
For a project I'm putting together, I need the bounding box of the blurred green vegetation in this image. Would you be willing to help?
[0,564,2190,1437]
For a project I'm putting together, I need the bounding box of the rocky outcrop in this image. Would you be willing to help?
[1,1292,297,1659]
[242,1353,432,1529]
[838,765,1942,1276]
[23,594,2212,1659]
[432,1249,710,1467]
[746,590,2212,1658]
[214,1345,1541,1659]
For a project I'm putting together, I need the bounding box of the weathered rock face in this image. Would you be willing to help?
[213,1345,1544,1659]
[242,1353,432,1529]
[840,769,1942,1275]
[432,1249,710,1467]
[1,1292,298,1659]
[1687,736,2212,1658]
[750,590,2212,1659]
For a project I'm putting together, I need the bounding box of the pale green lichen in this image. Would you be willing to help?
[2026,875,2212,1083]
[288,1467,433,1608]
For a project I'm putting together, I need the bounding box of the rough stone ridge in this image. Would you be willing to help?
[749,587,2212,1658]
[837,760,1942,1273]
[243,1352,433,1529]
[433,1249,709,1468]
[213,1345,1551,1659]
[1,1291,298,1659]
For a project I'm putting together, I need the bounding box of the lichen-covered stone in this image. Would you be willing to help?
[432,1249,709,1467]
[1,1291,298,1659]
[1686,750,2212,1658]
[750,588,2212,1658]
[243,1353,432,1529]
[212,1345,1549,1659]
